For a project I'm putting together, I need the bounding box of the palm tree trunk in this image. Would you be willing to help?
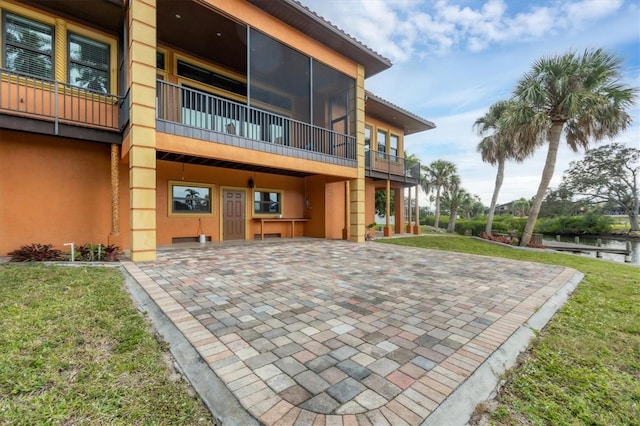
[485,158,505,235]
[447,207,457,232]
[520,123,563,246]
[434,187,441,229]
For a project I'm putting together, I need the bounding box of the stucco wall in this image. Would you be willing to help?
[0,130,113,255]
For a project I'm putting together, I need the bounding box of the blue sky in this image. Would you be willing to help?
[303,0,640,206]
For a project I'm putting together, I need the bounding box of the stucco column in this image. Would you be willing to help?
[394,187,404,234]
[128,0,157,261]
[384,180,392,236]
[413,185,421,234]
[406,188,412,233]
[343,180,350,240]
[349,64,366,242]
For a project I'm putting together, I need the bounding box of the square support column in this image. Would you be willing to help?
[350,64,366,242]
[128,0,157,261]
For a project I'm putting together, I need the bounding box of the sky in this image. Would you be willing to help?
[302,0,640,207]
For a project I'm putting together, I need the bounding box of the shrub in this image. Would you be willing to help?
[535,213,612,235]
[8,244,67,262]
[8,243,120,262]
[421,215,450,229]
[76,244,120,262]
[451,215,528,237]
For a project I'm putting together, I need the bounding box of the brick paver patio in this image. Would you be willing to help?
[122,239,580,425]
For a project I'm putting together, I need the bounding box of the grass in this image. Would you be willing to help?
[381,235,640,425]
[0,264,213,425]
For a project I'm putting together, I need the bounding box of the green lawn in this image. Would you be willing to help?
[0,265,213,425]
[381,236,640,425]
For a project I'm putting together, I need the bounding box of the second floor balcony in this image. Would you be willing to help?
[156,80,357,167]
[365,149,421,185]
[0,68,127,144]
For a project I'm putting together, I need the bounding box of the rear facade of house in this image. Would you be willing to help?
[0,0,434,261]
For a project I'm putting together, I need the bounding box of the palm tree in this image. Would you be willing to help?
[440,175,466,233]
[474,100,532,235]
[421,160,457,229]
[512,197,530,217]
[504,48,637,246]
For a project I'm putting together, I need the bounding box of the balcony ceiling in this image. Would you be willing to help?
[21,0,124,34]
[366,91,436,136]
[158,0,247,74]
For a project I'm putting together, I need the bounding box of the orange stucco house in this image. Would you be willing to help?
[0,0,435,261]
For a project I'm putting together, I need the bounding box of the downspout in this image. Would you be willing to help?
[110,143,120,236]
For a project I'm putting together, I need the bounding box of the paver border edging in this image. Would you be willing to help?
[119,263,258,426]
[421,268,584,426]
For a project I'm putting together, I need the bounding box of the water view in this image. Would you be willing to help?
[543,236,639,265]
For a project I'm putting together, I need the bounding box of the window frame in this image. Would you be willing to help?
[389,133,399,160]
[253,188,283,217]
[2,11,54,80]
[168,180,215,217]
[67,31,110,93]
[377,128,388,159]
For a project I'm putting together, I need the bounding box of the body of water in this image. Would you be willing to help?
[542,236,639,265]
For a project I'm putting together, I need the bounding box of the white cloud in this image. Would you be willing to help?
[562,0,624,24]
[305,0,627,61]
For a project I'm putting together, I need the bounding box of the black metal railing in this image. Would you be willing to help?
[0,68,124,132]
[365,149,421,183]
[156,80,356,161]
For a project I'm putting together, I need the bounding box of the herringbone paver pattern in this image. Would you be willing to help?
[123,239,576,425]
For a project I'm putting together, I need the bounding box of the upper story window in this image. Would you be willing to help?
[390,134,399,159]
[364,125,372,150]
[377,129,387,159]
[2,12,53,79]
[177,59,246,96]
[68,33,110,93]
[156,51,165,70]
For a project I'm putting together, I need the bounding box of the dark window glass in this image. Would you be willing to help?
[156,51,165,70]
[312,60,354,136]
[69,33,110,93]
[249,29,309,121]
[3,13,53,79]
[390,134,399,158]
[364,126,372,150]
[177,60,246,96]
[254,191,281,214]
[377,130,387,159]
[172,185,212,214]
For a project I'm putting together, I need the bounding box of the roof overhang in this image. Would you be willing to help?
[247,0,392,78]
[365,91,436,136]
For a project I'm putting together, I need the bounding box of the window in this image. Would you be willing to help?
[390,134,399,159]
[68,33,109,93]
[177,59,246,96]
[364,125,372,150]
[156,51,165,70]
[377,129,387,159]
[169,182,213,215]
[254,190,282,215]
[3,12,53,79]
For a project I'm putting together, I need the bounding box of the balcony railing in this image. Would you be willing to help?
[0,68,124,134]
[365,149,421,184]
[156,80,356,162]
